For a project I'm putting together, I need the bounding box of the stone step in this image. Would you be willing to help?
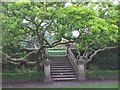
[51,68,74,70]
[51,61,69,63]
[52,61,70,63]
[50,59,68,61]
[51,69,75,73]
[49,56,68,58]
[51,59,68,60]
[52,77,77,81]
[50,67,73,70]
[51,65,72,67]
[50,65,72,68]
[50,56,77,81]
[51,63,71,65]
[51,72,76,75]
[51,75,76,78]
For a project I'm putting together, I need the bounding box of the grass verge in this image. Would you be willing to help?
[59,82,118,88]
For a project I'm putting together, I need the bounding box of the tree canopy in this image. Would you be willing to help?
[2,2,119,70]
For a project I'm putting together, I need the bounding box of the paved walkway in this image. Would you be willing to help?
[2,80,118,88]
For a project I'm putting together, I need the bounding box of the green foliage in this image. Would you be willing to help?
[2,63,19,72]
[89,47,118,70]
[56,4,98,38]
[75,2,119,50]
[72,48,118,70]
[2,69,45,82]
[2,2,65,56]
[2,2,118,58]
[86,70,118,80]
[48,48,66,56]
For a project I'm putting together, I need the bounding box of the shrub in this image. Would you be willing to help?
[88,48,118,70]
[2,69,45,82]
[2,62,19,73]
[86,70,118,80]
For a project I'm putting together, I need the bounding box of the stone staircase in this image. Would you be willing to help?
[50,56,77,81]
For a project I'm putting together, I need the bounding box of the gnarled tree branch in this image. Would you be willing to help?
[86,46,119,63]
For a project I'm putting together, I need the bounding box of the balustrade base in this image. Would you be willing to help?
[77,76,86,81]
[44,77,53,82]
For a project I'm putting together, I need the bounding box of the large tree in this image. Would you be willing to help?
[2,2,74,71]
[75,2,119,61]
[2,2,119,72]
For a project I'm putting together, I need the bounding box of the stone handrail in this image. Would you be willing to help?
[67,48,86,81]
[67,48,78,76]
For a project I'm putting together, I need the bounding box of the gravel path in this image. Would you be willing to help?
[2,80,118,88]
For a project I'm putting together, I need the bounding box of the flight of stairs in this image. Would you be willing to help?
[50,56,77,81]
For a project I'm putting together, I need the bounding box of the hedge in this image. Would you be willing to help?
[86,70,118,80]
[2,70,45,83]
[89,47,118,70]
[48,48,67,56]
[2,70,118,83]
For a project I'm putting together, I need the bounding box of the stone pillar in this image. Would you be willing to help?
[43,59,52,82]
[45,48,48,56]
[77,60,86,81]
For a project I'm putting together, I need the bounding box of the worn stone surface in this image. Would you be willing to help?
[77,64,86,81]
[44,64,51,82]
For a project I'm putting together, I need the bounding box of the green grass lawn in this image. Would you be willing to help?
[59,82,118,88]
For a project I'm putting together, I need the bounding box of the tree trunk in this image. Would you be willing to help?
[35,48,44,71]
[34,30,45,71]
